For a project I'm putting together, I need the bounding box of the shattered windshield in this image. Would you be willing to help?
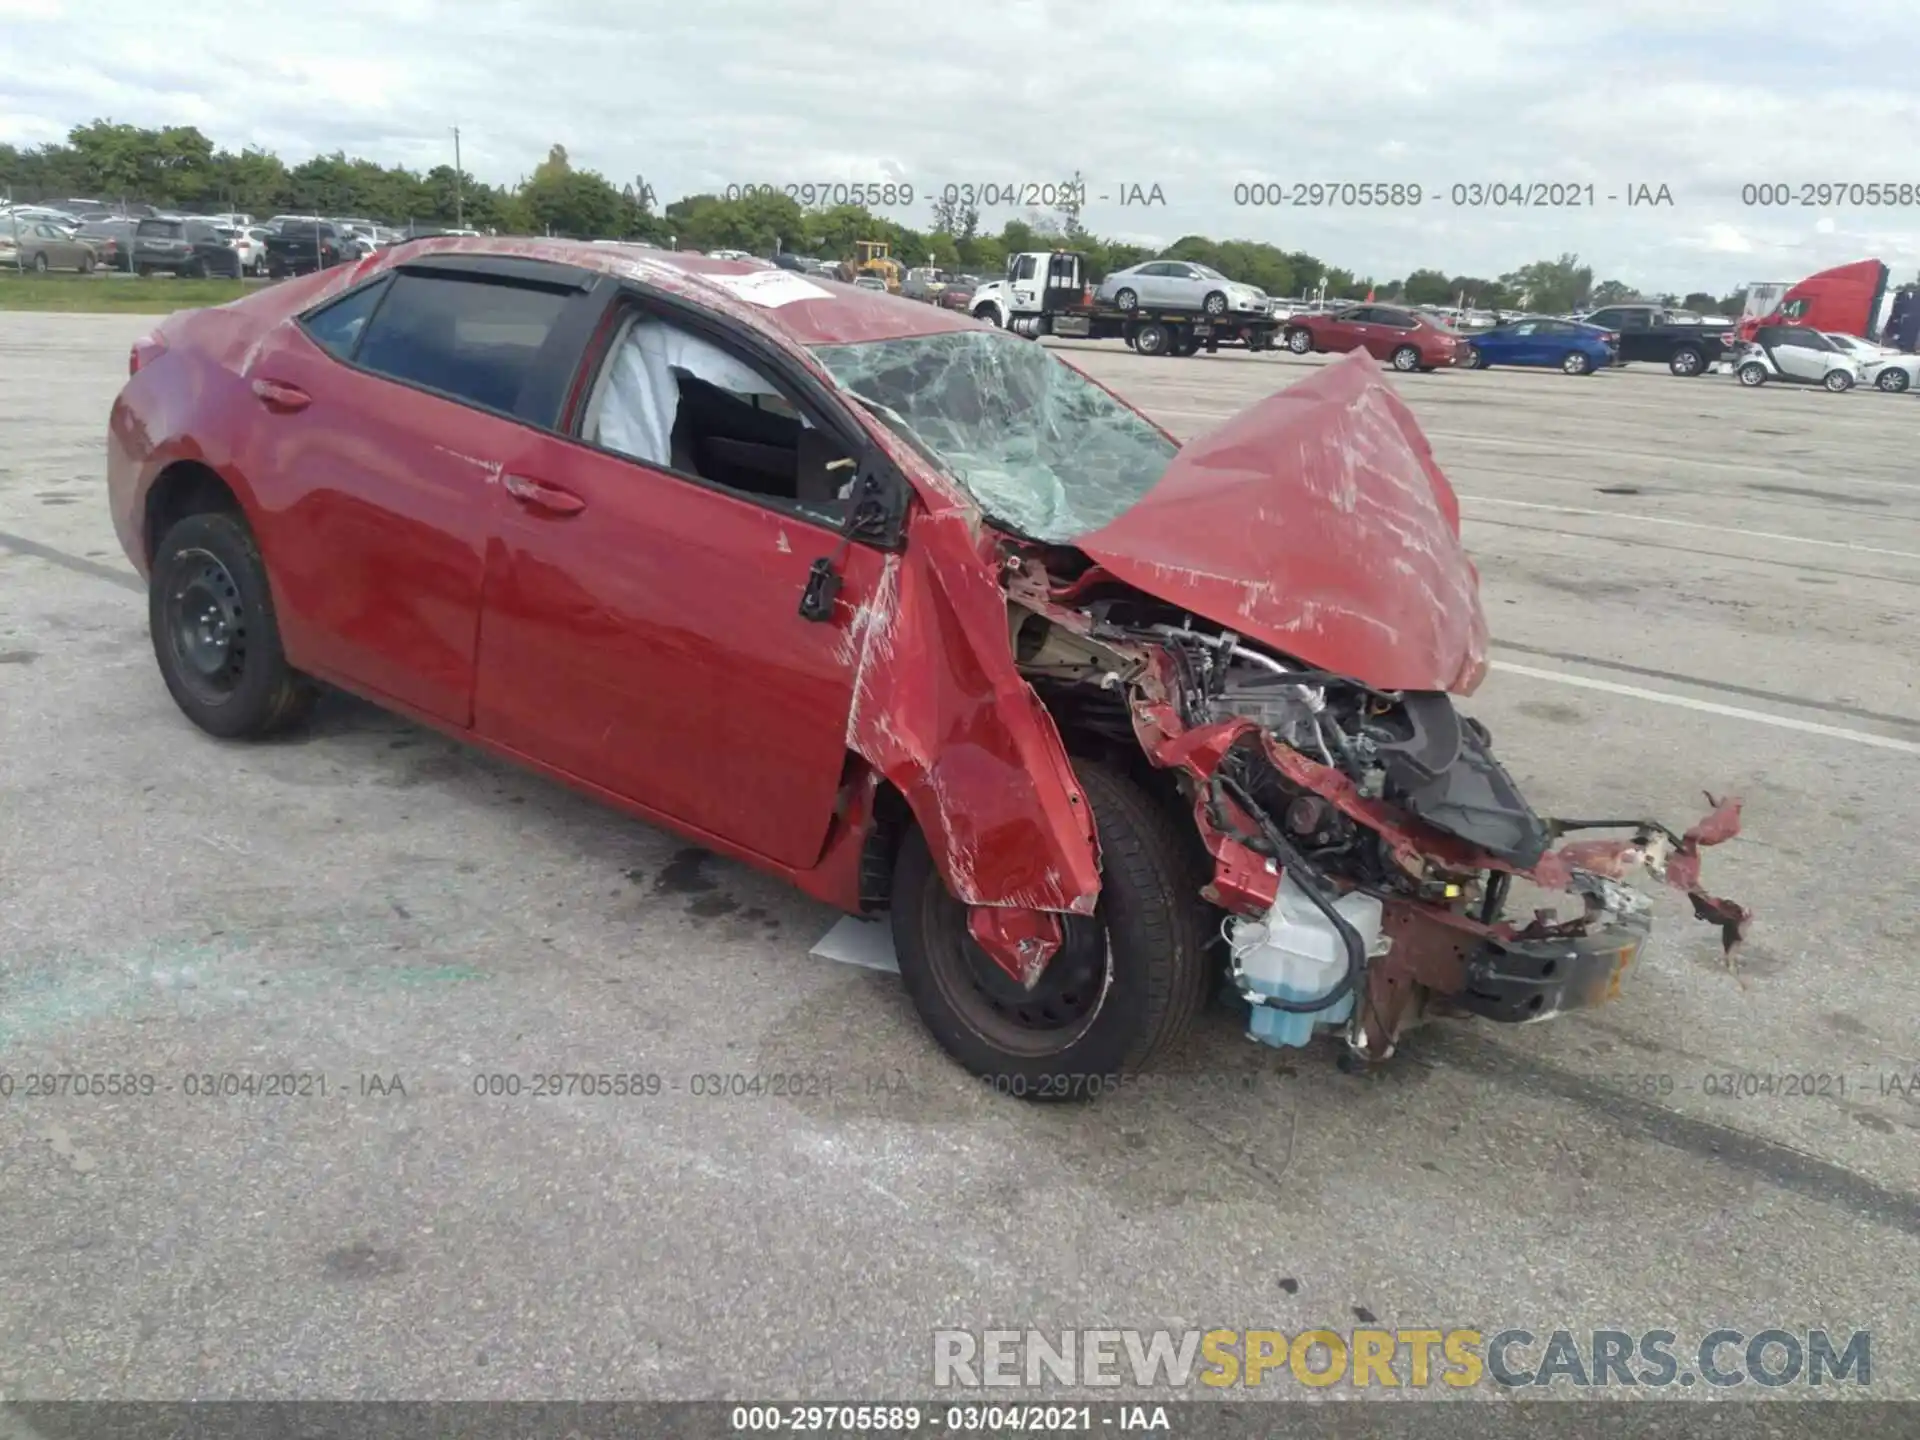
[810,328,1179,541]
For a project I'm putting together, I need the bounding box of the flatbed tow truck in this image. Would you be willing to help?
[969,251,1281,357]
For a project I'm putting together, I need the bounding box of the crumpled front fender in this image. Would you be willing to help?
[842,504,1100,914]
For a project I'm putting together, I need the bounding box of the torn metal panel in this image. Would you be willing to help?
[967,906,1066,987]
[1076,352,1490,696]
[842,499,1101,915]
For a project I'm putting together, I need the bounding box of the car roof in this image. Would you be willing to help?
[379,235,983,347]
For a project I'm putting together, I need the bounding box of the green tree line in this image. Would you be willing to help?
[2,122,1747,313]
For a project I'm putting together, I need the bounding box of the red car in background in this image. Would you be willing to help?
[1282,304,1462,371]
[105,237,1744,1095]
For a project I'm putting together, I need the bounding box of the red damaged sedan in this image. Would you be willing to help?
[1282,303,1463,370]
[108,238,1746,1095]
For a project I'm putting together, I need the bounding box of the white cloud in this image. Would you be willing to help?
[3,0,1918,290]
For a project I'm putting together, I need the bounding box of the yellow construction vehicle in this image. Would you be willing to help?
[851,239,903,292]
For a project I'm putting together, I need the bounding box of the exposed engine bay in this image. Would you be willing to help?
[999,550,1750,1064]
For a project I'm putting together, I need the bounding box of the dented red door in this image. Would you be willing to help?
[473,436,883,870]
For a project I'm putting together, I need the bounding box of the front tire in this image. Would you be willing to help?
[1825,369,1855,392]
[1669,346,1704,376]
[1391,345,1421,371]
[149,512,315,739]
[1202,290,1228,316]
[1113,288,1139,312]
[1877,368,1910,392]
[890,764,1208,1099]
[1286,327,1314,354]
[1737,361,1768,387]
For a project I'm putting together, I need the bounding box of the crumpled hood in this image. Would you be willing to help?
[1075,351,1490,694]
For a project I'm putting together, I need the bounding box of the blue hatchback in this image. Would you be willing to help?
[1464,317,1618,374]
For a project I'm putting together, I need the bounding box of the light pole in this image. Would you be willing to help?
[452,127,463,229]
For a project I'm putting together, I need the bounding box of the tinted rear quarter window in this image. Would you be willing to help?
[301,279,390,359]
[350,273,571,420]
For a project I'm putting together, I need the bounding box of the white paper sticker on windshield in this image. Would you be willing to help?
[705,270,833,308]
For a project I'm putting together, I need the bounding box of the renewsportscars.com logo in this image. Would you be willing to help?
[932,1328,1872,1390]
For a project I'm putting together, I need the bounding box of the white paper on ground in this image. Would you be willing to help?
[808,915,901,973]
[704,270,833,308]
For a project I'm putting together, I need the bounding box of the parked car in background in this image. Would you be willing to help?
[3,205,81,230]
[938,275,984,311]
[902,266,954,302]
[1282,304,1463,371]
[245,227,275,273]
[1462,317,1618,375]
[1097,260,1269,317]
[0,219,103,272]
[265,221,355,278]
[120,216,242,277]
[176,218,246,277]
[853,275,888,291]
[1824,332,1920,392]
[1729,325,1858,390]
[74,219,136,270]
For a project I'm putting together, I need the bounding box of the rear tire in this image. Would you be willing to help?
[1562,351,1592,375]
[1134,321,1172,356]
[32,252,48,274]
[890,764,1208,1099]
[149,512,315,739]
[1669,346,1704,376]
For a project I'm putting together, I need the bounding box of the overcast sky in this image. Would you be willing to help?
[4,0,1918,291]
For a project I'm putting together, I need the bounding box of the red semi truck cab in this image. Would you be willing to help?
[1738,260,1890,342]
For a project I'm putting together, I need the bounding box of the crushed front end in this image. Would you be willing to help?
[1002,559,1750,1065]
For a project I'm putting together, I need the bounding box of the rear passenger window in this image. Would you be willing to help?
[301,280,389,360]
[351,272,571,419]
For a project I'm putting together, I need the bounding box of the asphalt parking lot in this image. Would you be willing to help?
[2,313,1917,1401]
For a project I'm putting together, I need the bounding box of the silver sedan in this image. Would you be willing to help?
[0,219,101,273]
[1096,259,1268,316]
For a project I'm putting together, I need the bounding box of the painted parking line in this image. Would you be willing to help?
[1490,660,1920,755]
[1458,495,1920,563]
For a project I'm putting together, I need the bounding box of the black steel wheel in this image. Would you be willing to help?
[890,764,1209,1099]
[149,511,314,738]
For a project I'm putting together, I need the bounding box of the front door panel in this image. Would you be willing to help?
[474,437,881,869]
